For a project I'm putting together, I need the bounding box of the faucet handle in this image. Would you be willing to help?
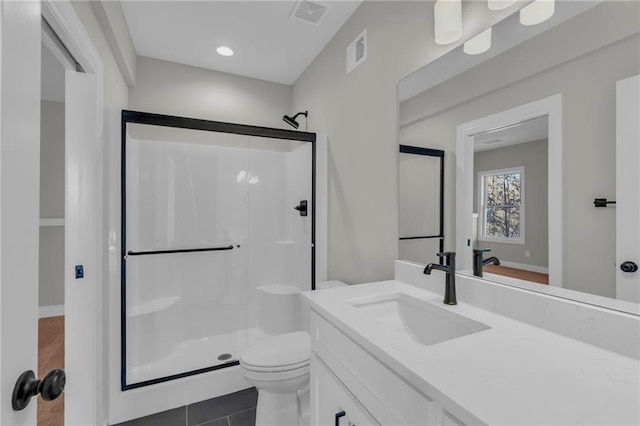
[473,248,491,254]
[437,251,456,259]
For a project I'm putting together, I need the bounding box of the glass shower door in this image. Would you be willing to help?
[123,123,250,388]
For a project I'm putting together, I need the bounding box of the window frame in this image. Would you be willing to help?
[477,166,525,245]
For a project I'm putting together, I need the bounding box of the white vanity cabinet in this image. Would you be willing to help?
[310,311,466,426]
[311,354,379,426]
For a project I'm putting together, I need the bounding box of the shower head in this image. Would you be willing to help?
[282,111,308,129]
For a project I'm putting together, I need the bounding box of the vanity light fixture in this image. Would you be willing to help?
[519,0,555,26]
[434,0,463,45]
[463,27,492,55]
[216,45,234,57]
[487,0,517,11]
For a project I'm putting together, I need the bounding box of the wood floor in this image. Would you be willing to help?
[484,264,549,284]
[38,316,64,426]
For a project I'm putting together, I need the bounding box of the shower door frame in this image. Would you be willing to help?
[399,145,446,257]
[120,110,317,390]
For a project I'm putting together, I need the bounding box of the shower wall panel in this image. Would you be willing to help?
[245,140,312,333]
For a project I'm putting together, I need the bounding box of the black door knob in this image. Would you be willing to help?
[620,261,638,273]
[12,369,65,411]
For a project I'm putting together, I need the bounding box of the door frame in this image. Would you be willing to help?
[119,110,317,390]
[455,94,563,287]
[42,1,105,425]
[616,74,640,303]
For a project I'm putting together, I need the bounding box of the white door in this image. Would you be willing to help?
[1,2,102,424]
[0,1,42,424]
[616,74,640,303]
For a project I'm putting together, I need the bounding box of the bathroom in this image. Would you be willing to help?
[1,0,638,425]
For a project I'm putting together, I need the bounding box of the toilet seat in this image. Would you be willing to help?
[240,331,310,373]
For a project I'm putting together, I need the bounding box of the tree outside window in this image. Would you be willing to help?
[478,167,524,244]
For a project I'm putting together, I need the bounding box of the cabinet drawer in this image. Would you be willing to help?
[311,354,379,426]
[311,311,436,425]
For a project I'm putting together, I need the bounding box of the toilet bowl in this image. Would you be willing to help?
[240,331,311,426]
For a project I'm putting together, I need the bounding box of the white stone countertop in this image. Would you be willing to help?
[303,280,640,425]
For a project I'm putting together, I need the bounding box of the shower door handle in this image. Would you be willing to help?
[294,200,308,217]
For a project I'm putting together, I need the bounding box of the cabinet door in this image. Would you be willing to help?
[311,354,379,426]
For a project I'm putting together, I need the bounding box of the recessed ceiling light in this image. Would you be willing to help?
[216,46,234,57]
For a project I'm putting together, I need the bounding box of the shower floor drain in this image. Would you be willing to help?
[217,353,233,361]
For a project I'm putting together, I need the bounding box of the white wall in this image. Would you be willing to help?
[291,1,516,284]
[130,56,292,129]
[400,2,640,298]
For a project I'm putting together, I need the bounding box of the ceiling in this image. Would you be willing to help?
[121,1,362,85]
[474,116,548,152]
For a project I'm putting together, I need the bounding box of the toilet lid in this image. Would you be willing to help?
[240,331,310,370]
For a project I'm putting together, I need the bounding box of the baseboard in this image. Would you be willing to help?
[499,261,549,274]
[39,304,64,318]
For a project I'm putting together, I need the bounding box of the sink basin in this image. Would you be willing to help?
[347,292,490,346]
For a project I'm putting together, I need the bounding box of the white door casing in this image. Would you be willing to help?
[616,74,640,303]
[65,70,102,425]
[42,1,105,423]
[456,94,563,286]
[0,1,41,424]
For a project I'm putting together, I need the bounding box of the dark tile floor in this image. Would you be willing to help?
[112,388,257,426]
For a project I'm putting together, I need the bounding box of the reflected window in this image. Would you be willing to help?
[478,167,524,243]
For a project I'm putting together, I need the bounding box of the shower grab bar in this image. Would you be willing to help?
[127,245,234,257]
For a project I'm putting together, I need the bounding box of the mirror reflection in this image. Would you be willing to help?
[398,0,640,312]
[472,117,548,284]
[398,146,444,264]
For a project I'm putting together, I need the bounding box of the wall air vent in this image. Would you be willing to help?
[290,0,329,25]
[346,29,367,75]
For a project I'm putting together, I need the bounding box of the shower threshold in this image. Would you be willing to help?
[126,328,267,386]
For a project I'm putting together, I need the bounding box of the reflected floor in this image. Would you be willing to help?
[38,316,64,426]
[127,328,268,385]
[484,264,549,285]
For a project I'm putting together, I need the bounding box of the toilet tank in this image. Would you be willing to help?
[257,285,302,335]
[300,280,348,332]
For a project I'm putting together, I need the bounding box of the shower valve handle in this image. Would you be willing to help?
[294,200,308,217]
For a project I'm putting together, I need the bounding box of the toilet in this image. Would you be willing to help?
[240,281,346,426]
[240,331,311,426]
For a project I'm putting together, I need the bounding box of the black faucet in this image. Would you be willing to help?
[424,252,457,305]
[472,248,500,278]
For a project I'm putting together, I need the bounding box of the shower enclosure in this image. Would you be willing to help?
[121,111,315,390]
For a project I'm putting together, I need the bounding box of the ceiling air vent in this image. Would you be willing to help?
[290,0,329,25]
[346,29,367,74]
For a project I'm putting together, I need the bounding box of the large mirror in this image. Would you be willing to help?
[398,0,640,314]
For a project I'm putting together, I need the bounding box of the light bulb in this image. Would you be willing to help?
[487,0,517,11]
[464,28,492,55]
[434,0,463,45]
[519,0,555,26]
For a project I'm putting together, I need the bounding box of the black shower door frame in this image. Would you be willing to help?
[120,110,317,390]
[399,145,445,258]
